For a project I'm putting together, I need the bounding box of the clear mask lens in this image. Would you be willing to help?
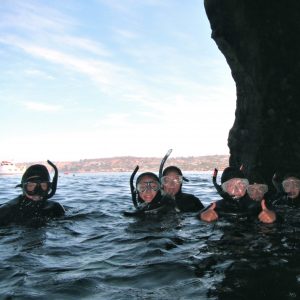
[282,179,300,191]
[161,176,183,186]
[24,181,51,195]
[137,181,160,193]
[221,178,249,194]
[247,184,268,195]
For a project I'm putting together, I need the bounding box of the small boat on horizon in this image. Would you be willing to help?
[0,161,24,175]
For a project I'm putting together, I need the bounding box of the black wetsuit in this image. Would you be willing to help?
[272,193,300,208]
[173,192,204,212]
[200,194,263,220]
[124,192,175,217]
[0,195,65,226]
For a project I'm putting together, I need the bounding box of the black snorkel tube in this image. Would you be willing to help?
[130,165,139,208]
[213,168,224,195]
[159,149,173,183]
[212,168,235,201]
[128,149,172,210]
[46,160,58,199]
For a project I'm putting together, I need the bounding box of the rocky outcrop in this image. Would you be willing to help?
[204,0,300,185]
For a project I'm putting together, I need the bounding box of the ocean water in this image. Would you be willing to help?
[0,172,299,300]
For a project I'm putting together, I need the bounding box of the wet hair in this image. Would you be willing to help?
[221,167,245,184]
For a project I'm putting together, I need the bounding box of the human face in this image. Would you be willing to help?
[23,180,50,201]
[221,178,249,198]
[137,175,160,203]
[161,171,182,196]
[282,177,300,199]
[247,183,268,201]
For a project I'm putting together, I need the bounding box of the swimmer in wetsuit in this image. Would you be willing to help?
[124,168,174,216]
[272,172,300,207]
[161,166,204,212]
[0,160,65,226]
[200,167,276,223]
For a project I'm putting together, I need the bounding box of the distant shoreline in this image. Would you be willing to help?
[15,155,229,173]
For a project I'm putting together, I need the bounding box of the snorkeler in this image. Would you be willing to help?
[0,160,65,226]
[200,167,276,223]
[161,166,204,212]
[272,172,300,207]
[124,168,174,216]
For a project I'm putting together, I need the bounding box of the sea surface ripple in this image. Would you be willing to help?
[0,172,299,300]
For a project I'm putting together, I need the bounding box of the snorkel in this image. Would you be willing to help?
[213,168,227,196]
[16,160,58,200]
[213,167,244,202]
[130,165,139,208]
[46,160,58,199]
[129,149,172,209]
[159,149,172,183]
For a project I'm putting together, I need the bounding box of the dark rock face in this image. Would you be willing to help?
[204,0,300,185]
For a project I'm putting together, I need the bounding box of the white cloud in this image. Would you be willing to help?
[22,101,62,112]
[0,1,236,162]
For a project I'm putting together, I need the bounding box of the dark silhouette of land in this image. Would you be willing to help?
[17,155,229,173]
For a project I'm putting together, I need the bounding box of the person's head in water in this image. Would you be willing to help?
[247,171,268,201]
[21,164,52,201]
[221,167,248,199]
[161,166,188,197]
[282,173,300,199]
[136,172,160,203]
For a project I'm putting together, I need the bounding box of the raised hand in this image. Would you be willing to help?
[200,202,219,222]
[258,199,276,224]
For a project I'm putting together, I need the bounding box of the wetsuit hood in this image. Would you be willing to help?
[136,172,160,203]
[283,172,300,181]
[136,172,159,184]
[162,166,189,182]
[221,167,245,184]
[16,160,58,200]
[248,170,266,185]
[21,164,50,183]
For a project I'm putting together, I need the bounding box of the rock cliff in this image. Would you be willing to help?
[204,0,300,185]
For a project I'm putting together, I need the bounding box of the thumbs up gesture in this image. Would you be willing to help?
[258,199,276,224]
[200,202,219,222]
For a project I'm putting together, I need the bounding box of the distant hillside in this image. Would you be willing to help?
[17,155,229,173]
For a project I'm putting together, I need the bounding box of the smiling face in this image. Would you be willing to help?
[137,175,160,203]
[161,170,182,196]
[221,178,249,199]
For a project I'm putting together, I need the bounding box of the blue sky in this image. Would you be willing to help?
[0,0,236,162]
